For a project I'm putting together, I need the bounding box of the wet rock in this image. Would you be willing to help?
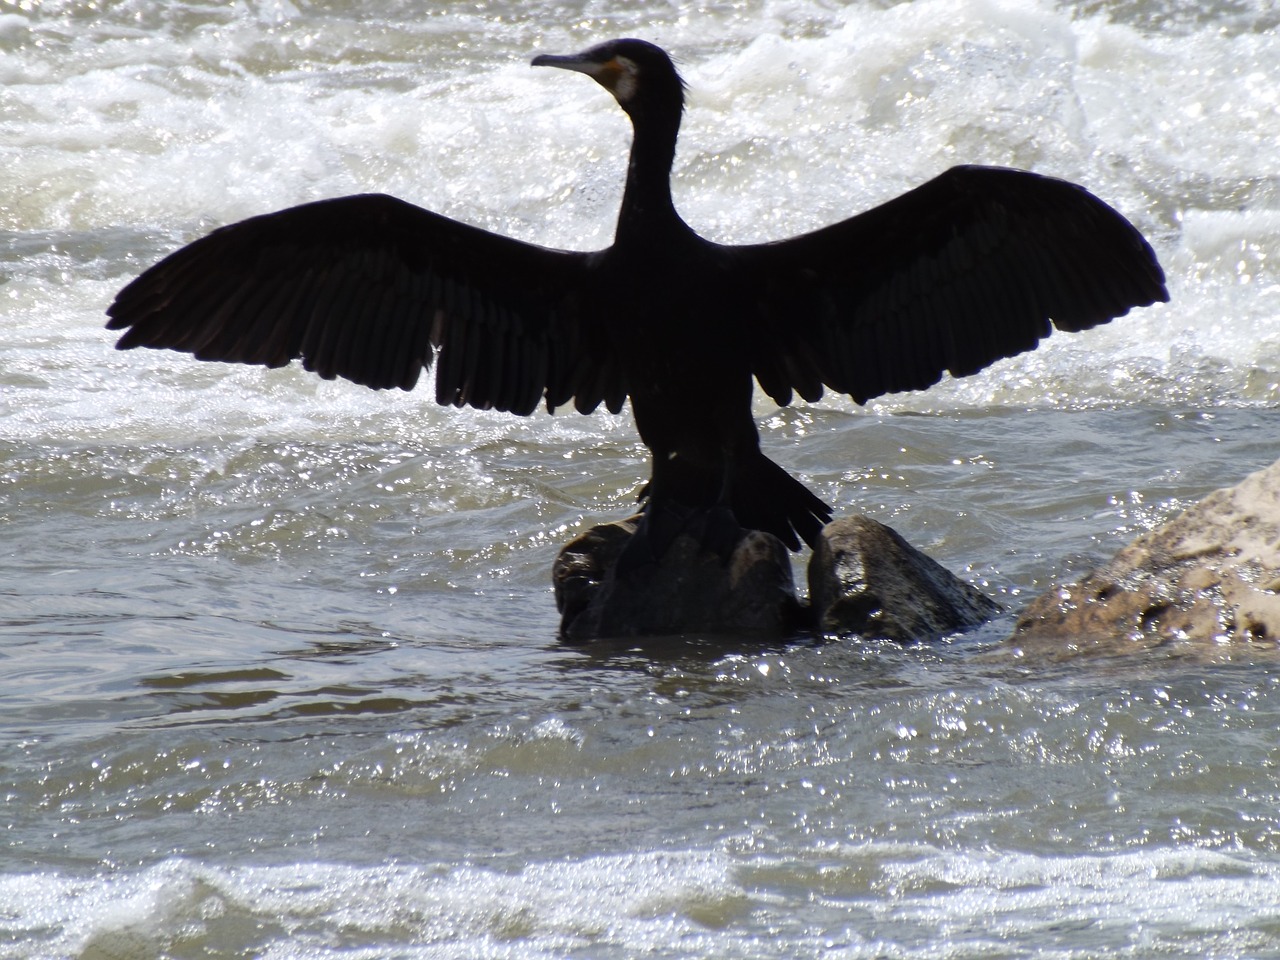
[1012,459,1280,655]
[554,512,1001,644]
[553,519,803,643]
[808,515,1002,642]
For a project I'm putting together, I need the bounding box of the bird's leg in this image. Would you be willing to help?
[698,447,747,560]
[616,497,743,574]
[614,449,743,573]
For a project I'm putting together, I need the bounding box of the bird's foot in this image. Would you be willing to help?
[614,500,745,575]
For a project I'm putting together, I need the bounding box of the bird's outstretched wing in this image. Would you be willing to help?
[734,165,1169,406]
[107,193,597,416]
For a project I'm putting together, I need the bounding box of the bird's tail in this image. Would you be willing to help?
[731,452,832,552]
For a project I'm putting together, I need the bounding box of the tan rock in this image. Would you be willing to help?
[1012,459,1280,656]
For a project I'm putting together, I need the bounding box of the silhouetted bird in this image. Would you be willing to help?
[107,39,1168,558]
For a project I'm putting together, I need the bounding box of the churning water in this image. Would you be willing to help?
[2,0,1279,956]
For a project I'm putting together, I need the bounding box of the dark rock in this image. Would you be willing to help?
[553,519,803,643]
[1012,459,1280,656]
[552,518,638,637]
[553,512,1001,644]
[808,515,1002,642]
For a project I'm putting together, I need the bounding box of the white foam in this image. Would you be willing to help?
[2,0,1276,429]
[9,843,1279,957]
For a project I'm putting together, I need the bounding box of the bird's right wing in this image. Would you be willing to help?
[731,165,1169,406]
[107,193,603,416]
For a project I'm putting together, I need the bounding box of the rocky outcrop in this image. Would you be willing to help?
[809,516,1002,642]
[1012,459,1280,655]
[554,513,1000,644]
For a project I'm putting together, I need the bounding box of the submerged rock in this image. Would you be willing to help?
[809,515,1002,642]
[554,513,1000,644]
[1012,459,1280,655]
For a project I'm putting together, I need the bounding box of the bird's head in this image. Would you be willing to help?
[532,38,685,120]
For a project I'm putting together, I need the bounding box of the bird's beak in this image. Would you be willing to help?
[532,51,621,87]
[530,52,589,72]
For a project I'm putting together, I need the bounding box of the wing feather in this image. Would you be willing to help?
[107,193,601,413]
[731,165,1168,406]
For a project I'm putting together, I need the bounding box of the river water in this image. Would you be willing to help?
[3,0,1280,956]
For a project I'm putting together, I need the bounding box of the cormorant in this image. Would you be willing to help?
[107,39,1168,557]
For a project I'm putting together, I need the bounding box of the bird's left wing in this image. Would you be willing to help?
[107,193,594,416]
[730,165,1169,406]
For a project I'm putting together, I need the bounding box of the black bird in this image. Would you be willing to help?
[107,39,1168,557]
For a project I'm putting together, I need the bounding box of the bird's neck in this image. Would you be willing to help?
[616,110,682,241]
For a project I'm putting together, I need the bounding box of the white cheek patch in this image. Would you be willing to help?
[613,55,638,103]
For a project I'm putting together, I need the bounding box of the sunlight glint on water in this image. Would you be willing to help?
[1,0,1279,956]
